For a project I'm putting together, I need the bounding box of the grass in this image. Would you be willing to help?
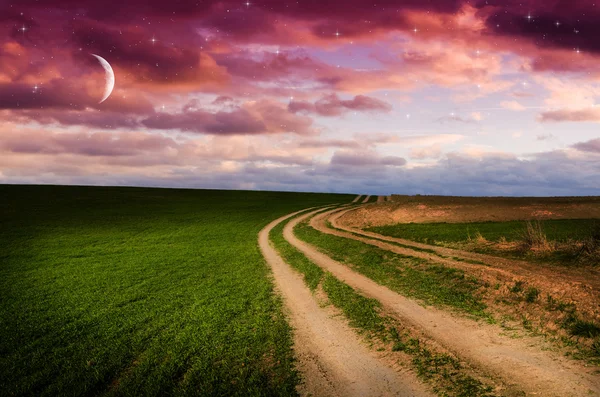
[369,219,599,244]
[294,220,489,319]
[270,214,496,397]
[0,184,352,396]
[368,219,600,265]
[389,330,494,397]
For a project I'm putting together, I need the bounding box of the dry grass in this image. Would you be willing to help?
[579,224,600,260]
[518,220,554,253]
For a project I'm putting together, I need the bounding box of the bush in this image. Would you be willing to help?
[518,220,553,252]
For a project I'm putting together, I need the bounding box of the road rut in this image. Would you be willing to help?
[259,208,433,397]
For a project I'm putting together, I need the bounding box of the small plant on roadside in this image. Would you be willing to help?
[522,315,533,331]
[509,281,524,294]
[592,338,600,356]
[578,223,600,265]
[518,220,553,253]
[570,319,600,338]
[525,287,539,303]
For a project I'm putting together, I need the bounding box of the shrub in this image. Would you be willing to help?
[518,220,553,252]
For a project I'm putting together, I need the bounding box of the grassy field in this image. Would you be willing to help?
[294,221,489,319]
[368,219,600,265]
[0,185,351,396]
[368,219,599,244]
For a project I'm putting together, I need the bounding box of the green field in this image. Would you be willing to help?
[368,219,599,244]
[0,185,351,396]
[368,219,600,265]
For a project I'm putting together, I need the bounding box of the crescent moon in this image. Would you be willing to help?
[91,54,115,104]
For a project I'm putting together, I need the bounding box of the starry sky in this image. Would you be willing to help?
[2,0,600,195]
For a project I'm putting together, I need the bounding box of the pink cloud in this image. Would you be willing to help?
[289,94,391,116]
[538,107,600,123]
[143,99,317,135]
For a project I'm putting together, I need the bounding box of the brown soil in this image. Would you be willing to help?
[286,208,600,397]
[258,209,434,397]
[377,196,386,203]
[341,196,600,227]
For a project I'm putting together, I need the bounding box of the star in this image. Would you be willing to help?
[19,24,27,35]
[575,48,581,54]
[150,36,158,45]
[526,14,533,21]
[245,1,251,7]
[334,30,341,38]
[413,27,418,33]
[555,21,561,27]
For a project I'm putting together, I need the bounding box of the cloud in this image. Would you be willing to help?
[436,114,478,124]
[289,94,392,116]
[330,150,407,167]
[572,138,600,154]
[536,133,555,141]
[143,99,317,135]
[500,100,526,111]
[410,144,442,159]
[538,107,600,123]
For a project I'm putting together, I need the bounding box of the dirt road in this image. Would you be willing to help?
[284,208,600,397]
[258,209,433,397]
[361,195,371,203]
[327,207,600,308]
[377,196,386,203]
[351,195,362,203]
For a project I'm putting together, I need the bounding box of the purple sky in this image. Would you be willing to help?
[1,0,599,195]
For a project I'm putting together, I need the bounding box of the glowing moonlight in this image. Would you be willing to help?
[91,54,115,103]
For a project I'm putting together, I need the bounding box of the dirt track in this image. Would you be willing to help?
[377,196,386,203]
[351,195,362,203]
[258,208,433,397]
[284,208,600,397]
[361,195,371,203]
[327,207,600,315]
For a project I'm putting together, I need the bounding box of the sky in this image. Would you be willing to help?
[1,0,600,195]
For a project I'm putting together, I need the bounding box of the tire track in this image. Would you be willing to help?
[361,195,371,203]
[329,206,600,292]
[258,208,433,397]
[284,208,600,397]
[351,195,362,203]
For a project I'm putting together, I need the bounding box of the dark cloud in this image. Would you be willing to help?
[0,80,92,110]
[476,0,600,54]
